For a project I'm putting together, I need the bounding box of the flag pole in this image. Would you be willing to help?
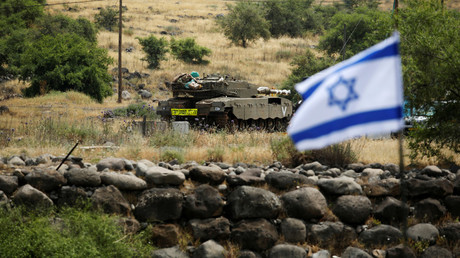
[398,129,408,242]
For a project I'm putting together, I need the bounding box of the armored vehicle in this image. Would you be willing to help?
[156,73,293,131]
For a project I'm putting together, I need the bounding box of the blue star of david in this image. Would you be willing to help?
[328,76,359,111]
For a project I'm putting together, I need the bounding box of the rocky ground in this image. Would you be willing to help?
[1,154,459,258]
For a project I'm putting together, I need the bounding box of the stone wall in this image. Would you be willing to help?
[1,155,459,258]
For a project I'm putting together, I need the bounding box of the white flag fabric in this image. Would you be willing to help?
[288,33,404,151]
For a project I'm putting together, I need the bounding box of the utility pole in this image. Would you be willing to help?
[117,0,123,103]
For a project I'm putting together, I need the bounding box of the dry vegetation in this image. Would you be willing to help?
[1,0,459,167]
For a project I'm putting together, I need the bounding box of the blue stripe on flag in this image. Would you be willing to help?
[290,106,402,143]
[300,42,399,101]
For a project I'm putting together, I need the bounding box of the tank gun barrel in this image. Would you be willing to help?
[257,87,291,96]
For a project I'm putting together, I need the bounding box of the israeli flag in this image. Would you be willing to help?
[288,32,404,151]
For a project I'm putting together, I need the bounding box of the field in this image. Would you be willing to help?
[1,0,459,167]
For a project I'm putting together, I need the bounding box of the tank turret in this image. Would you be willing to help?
[157,73,293,131]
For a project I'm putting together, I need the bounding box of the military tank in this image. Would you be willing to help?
[156,73,293,131]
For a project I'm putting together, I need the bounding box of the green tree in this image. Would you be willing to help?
[137,35,169,69]
[37,14,98,43]
[264,0,314,38]
[399,0,460,160]
[217,1,270,48]
[282,49,335,103]
[170,38,211,64]
[318,7,392,59]
[20,34,113,103]
[94,6,119,31]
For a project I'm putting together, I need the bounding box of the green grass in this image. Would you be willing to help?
[0,205,155,257]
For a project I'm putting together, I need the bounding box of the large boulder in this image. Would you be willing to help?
[332,195,372,225]
[25,168,67,192]
[100,172,147,191]
[407,223,439,243]
[151,246,189,258]
[306,222,357,249]
[269,244,307,258]
[231,219,278,252]
[362,178,400,197]
[420,246,453,258]
[281,187,328,221]
[189,166,226,185]
[65,167,101,187]
[226,174,265,187]
[421,165,443,177]
[12,184,53,208]
[226,186,281,220]
[373,196,409,226]
[281,218,306,244]
[189,217,231,241]
[445,195,460,218]
[407,178,453,198]
[96,157,130,171]
[117,217,141,234]
[439,223,460,244]
[341,247,372,258]
[7,156,25,166]
[385,244,416,258]
[192,240,226,258]
[358,225,403,246]
[0,175,18,195]
[183,184,225,219]
[150,224,180,248]
[57,185,87,206]
[144,166,185,186]
[134,188,183,222]
[91,185,131,216]
[265,172,313,190]
[317,177,363,195]
[414,198,447,222]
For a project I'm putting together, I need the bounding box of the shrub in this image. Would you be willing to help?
[270,136,309,167]
[112,102,157,120]
[137,35,169,69]
[207,146,225,162]
[94,6,119,31]
[160,148,185,163]
[170,37,211,64]
[20,33,113,103]
[310,142,358,168]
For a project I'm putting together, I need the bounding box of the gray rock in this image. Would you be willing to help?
[0,190,10,210]
[407,178,454,198]
[421,165,443,177]
[96,157,127,171]
[362,178,400,197]
[13,184,53,208]
[91,185,131,216]
[385,244,416,258]
[445,195,460,218]
[231,219,278,252]
[281,218,306,244]
[121,90,131,100]
[341,170,359,178]
[144,166,185,186]
[373,196,409,226]
[439,223,460,243]
[306,222,357,249]
[138,89,152,99]
[100,171,147,191]
[8,156,25,166]
[265,172,313,190]
[317,177,363,195]
[239,250,262,258]
[407,223,439,243]
[384,163,399,174]
[227,186,281,219]
[151,246,189,258]
[341,247,372,258]
[311,250,330,258]
[226,174,265,187]
[192,240,226,258]
[302,161,326,171]
[358,225,402,246]
[65,167,101,187]
[361,168,384,180]
[281,187,328,221]
[189,217,230,241]
[117,217,141,234]
[57,185,87,206]
[183,184,224,219]
[189,165,226,185]
[269,244,306,258]
[421,246,453,258]
[134,188,183,222]
[346,163,366,172]
[332,195,372,225]
[0,175,18,195]
[25,168,67,192]
[414,198,447,221]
